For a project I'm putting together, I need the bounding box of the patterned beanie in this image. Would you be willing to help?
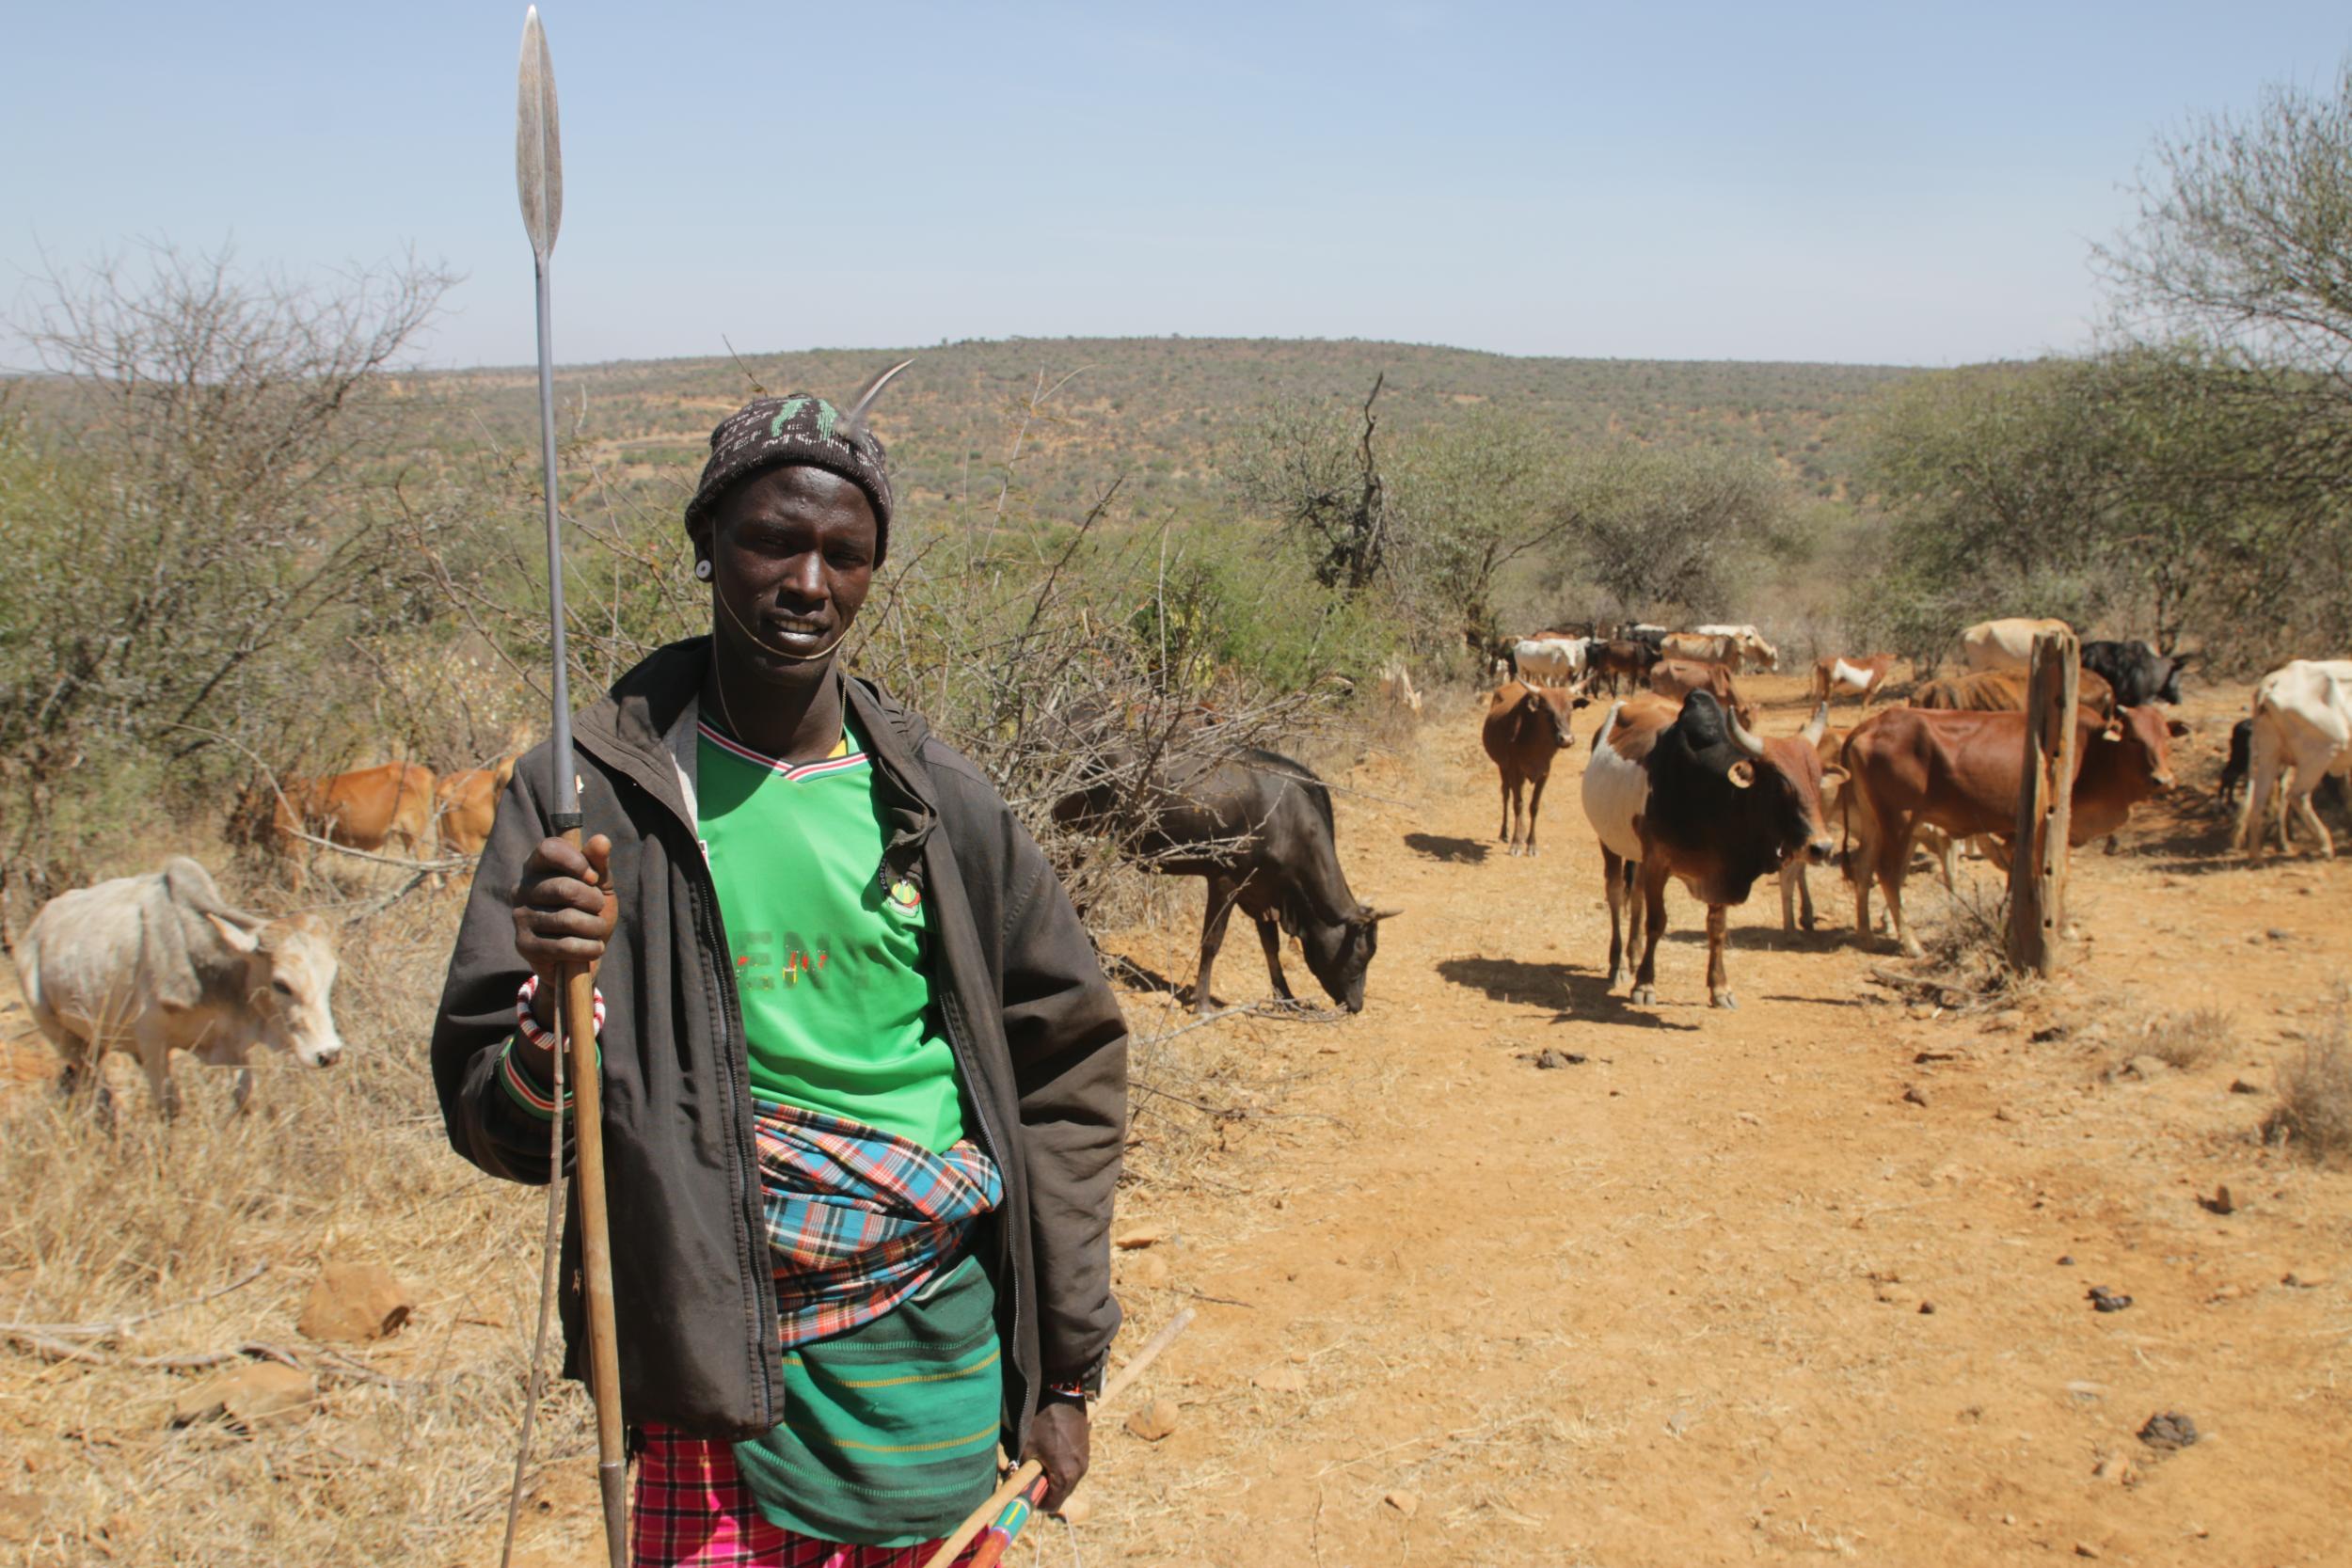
[684,391,896,564]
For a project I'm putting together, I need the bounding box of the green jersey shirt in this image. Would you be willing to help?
[696,716,965,1152]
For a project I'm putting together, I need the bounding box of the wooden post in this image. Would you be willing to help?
[2006,628,2078,977]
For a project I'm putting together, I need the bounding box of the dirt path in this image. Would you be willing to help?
[1083,675,2352,1568]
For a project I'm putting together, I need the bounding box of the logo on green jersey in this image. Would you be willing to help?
[887,879,922,916]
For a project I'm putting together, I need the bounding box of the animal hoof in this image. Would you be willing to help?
[1630,986,1656,1006]
[1711,991,1739,1010]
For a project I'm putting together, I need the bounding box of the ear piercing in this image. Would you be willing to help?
[694,558,713,580]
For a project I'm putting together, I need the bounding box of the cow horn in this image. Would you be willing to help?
[1801,702,1828,747]
[1726,760,1756,789]
[1727,707,1768,759]
[1364,905,1404,922]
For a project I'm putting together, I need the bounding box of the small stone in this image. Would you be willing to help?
[1991,1009,2026,1029]
[1383,1490,1420,1519]
[2124,1055,2168,1081]
[1113,1226,1167,1250]
[2265,927,2293,940]
[1902,1085,1929,1108]
[2197,1185,2234,1216]
[2281,1269,2333,1289]
[2229,1078,2262,1095]
[2075,1543,2101,1559]
[2211,1283,2245,1301]
[1917,1301,1935,1314]
[1993,1105,2017,1122]
[297,1262,414,1344]
[1125,1253,1170,1289]
[1251,1367,1307,1394]
[1052,1493,1094,1525]
[2088,1285,2133,1313]
[2058,1255,2075,1266]
[171,1363,317,1432]
[1123,1400,1179,1442]
[2031,1023,2069,1043]
[2092,1456,2139,1486]
[2065,1380,2106,1400]
[2137,1411,2199,1449]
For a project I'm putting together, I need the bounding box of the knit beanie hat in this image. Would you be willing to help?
[684,386,898,563]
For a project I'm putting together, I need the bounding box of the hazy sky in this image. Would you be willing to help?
[5,2,2345,370]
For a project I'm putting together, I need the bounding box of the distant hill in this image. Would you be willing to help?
[421,338,1917,527]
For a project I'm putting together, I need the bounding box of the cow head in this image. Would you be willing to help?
[206,912,345,1068]
[2155,657,2185,705]
[1521,685,1590,749]
[2095,705,2178,793]
[1291,902,1400,1014]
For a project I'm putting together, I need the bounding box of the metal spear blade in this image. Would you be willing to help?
[516,7,563,259]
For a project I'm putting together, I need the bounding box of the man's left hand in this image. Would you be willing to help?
[1025,1399,1090,1512]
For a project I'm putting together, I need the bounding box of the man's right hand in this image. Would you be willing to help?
[511,833,617,1038]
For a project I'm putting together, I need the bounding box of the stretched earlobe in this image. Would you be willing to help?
[694,558,713,580]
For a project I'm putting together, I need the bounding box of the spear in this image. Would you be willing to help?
[510,10,628,1568]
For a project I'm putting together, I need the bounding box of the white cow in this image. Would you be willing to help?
[2237,658,2352,863]
[18,857,344,1116]
[1513,636,1590,688]
[1959,617,2071,673]
[1693,624,1779,673]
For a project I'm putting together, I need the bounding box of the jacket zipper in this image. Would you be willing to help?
[578,735,782,1431]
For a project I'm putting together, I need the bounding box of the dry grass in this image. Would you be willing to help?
[0,883,590,1567]
[1871,870,2038,1015]
[2137,1005,2235,1070]
[2267,996,2352,1164]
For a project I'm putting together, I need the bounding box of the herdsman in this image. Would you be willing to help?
[433,388,1129,1567]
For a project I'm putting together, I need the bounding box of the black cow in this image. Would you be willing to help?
[1622,624,1670,651]
[1054,747,1398,1014]
[2219,716,2347,811]
[2081,639,2186,707]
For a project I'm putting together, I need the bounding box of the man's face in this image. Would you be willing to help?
[698,465,877,678]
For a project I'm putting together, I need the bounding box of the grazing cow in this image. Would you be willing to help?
[1646,658,1755,726]
[1511,636,1591,688]
[1959,617,2073,673]
[2236,659,2352,862]
[1587,638,1660,695]
[1841,705,2181,954]
[1661,631,1736,665]
[2080,639,2187,708]
[1481,681,1590,857]
[17,858,344,1117]
[1053,748,1398,1013]
[1813,653,1898,706]
[1580,693,1843,1008]
[435,755,518,858]
[1914,668,2117,721]
[1695,625,1780,673]
[237,760,437,860]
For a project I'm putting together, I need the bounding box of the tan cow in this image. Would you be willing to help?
[238,761,437,860]
[436,755,518,857]
[1647,658,1756,728]
[1812,653,1897,706]
[18,858,343,1117]
[1959,617,2072,673]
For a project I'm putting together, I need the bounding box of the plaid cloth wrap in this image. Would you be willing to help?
[753,1100,1001,1348]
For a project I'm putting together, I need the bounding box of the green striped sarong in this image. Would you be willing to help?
[732,1255,1002,1547]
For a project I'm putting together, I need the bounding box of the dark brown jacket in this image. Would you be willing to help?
[431,640,1127,1448]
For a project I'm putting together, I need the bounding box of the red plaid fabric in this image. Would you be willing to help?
[632,1426,983,1567]
[752,1101,1000,1349]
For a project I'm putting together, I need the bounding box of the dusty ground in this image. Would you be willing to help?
[3,672,2347,1567]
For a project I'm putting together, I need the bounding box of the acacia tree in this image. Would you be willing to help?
[1387,410,1567,651]
[1233,374,1390,594]
[1554,442,1788,620]
[0,243,455,896]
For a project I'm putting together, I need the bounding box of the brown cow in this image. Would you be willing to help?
[236,761,437,867]
[1840,705,2181,955]
[1480,681,1590,857]
[1647,658,1755,728]
[1914,668,2117,720]
[1580,693,1844,1008]
[435,755,518,858]
[1586,638,1658,695]
[1812,653,1897,706]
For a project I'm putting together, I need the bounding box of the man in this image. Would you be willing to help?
[433,385,1128,1566]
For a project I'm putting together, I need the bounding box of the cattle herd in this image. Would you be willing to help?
[8,621,2351,1111]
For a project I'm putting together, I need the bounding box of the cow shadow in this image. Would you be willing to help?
[1405,832,1491,864]
[1435,956,1697,1032]
[1661,926,1846,954]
